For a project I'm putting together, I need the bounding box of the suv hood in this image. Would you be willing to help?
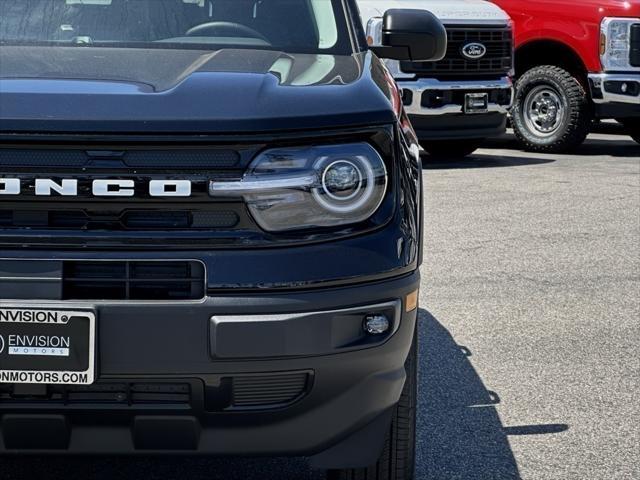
[0,47,395,134]
[357,0,511,26]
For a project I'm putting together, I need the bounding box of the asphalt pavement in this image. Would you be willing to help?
[1,130,638,480]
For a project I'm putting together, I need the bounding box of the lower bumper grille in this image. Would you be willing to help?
[62,261,206,301]
[231,373,310,409]
[0,373,311,412]
[0,382,192,408]
[0,260,206,301]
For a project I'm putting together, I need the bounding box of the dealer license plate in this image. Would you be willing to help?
[0,307,95,385]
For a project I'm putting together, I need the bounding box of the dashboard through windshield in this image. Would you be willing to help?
[0,0,352,54]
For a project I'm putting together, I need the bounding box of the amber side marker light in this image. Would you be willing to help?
[600,32,607,55]
[406,290,419,312]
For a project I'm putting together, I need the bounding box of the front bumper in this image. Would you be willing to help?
[0,271,419,466]
[590,73,640,118]
[398,76,513,141]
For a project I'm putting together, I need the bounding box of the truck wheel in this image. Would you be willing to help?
[328,327,417,480]
[422,140,483,158]
[512,65,591,152]
[618,119,640,145]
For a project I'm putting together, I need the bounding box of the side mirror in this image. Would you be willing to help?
[369,9,447,63]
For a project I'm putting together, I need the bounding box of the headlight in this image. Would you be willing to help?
[209,143,388,232]
[600,17,640,71]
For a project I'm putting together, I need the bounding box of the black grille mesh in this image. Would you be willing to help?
[62,261,205,300]
[0,382,191,407]
[232,373,309,408]
[401,27,513,76]
[0,148,240,168]
[0,210,239,230]
[631,24,640,67]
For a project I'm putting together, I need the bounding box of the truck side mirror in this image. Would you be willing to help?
[369,9,447,63]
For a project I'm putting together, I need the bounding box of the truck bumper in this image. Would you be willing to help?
[398,76,513,141]
[589,73,640,119]
[0,270,419,468]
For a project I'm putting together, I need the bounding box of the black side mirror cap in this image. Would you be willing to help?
[370,9,447,63]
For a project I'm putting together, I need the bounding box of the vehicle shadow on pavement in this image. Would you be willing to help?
[416,309,522,480]
[2,310,571,480]
[422,153,555,170]
[482,132,639,158]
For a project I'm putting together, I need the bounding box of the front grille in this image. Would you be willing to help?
[62,260,205,300]
[0,144,255,245]
[0,382,192,408]
[631,24,640,67]
[401,26,513,76]
[0,209,240,230]
[0,148,240,169]
[231,372,309,409]
[0,129,393,249]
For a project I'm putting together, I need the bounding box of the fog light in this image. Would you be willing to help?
[364,314,390,335]
[621,83,629,93]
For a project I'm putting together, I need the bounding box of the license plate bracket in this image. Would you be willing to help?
[0,307,96,385]
[464,93,490,114]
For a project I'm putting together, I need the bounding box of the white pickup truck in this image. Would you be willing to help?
[358,0,514,158]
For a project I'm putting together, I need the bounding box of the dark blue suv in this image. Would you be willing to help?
[0,1,446,478]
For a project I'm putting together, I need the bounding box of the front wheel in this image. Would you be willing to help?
[422,139,484,159]
[512,65,592,152]
[618,119,640,144]
[328,328,418,480]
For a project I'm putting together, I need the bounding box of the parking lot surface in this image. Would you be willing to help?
[2,131,638,480]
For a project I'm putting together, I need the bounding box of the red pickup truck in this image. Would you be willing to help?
[493,0,640,151]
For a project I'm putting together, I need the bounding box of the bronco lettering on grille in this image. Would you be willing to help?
[0,179,192,197]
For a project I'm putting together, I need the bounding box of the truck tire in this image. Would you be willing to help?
[618,119,640,145]
[512,65,591,152]
[328,327,417,480]
[422,139,483,158]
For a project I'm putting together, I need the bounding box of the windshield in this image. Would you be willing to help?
[0,0,352,54]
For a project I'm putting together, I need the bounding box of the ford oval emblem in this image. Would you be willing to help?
[461,42,487,60]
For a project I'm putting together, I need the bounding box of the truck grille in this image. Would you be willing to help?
[400,26,513,77]
[631,24,640,67]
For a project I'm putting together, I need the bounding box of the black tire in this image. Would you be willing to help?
[328,328,418,480]
[512,65,591,152]
[422,139,483,159]
[618,119,640,145]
